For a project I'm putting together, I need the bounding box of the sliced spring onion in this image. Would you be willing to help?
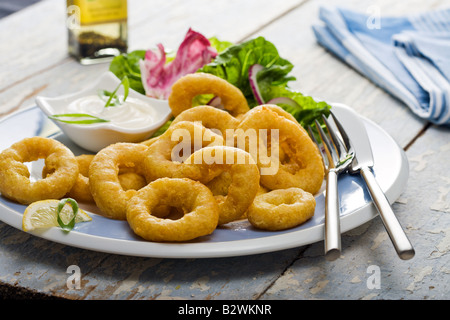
[98,89,120,107]
[48,113,110,124]
[49,76,130,124]
[57,198,79,232]
[100,76,130,108]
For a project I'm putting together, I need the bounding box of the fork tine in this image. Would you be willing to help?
[322,114,348,159]
[308,125,328,168]
[314,119,338,167]
[307,125,318,148]
[330,111,352,152]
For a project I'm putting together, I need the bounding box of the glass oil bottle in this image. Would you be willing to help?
[66,0,128,65]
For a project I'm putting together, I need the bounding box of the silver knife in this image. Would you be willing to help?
[331,103,415,260]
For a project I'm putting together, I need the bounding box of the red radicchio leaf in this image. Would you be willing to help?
[140,28,218,99]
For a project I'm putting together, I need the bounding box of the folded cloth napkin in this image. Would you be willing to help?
[312,6,450,125]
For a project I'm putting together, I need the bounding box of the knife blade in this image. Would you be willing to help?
[330,103,415,260]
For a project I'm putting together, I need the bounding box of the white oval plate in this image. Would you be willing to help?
[0,104,408,258]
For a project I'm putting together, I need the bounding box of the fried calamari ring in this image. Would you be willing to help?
[236,106,324,194]
[118,171,148,191]
[89,143,149,220]
[170,105,240,135]
[43,154,146,203]
[237,104,304,165]
[43,154,95,203]
[184,146,260,225]
[168,73,250,117]
[48,154,95,203]
[143,121,224,182]
[238,104,299,125]
[66,154,95,202]
[247,187,316,231]
[0,137,78,204]
[205,171,233,198]
[126,178,219,242]
[140,136,158,147]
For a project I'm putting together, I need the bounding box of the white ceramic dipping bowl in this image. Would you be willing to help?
[36,72,172,153]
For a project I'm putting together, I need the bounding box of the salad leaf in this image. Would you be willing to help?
[151,119,172,137]
[198,36,295,107]
[208,36,234,53]
[139,28,218,99]
[109,31,330,129]
[109,50,146,94]
[109,34,230,96]
[259,78,331,128]
[257,77,330,127]
[198,36,330,126]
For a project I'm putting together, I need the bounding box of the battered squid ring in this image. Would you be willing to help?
[118,171,148,191]
[126,177,219,242]
[140,136,158,147]
[168,73,250,117]
[67,154,95,202]
[238,104,299,125]
[236,106,324,194]
[170,105,240,136]
[43,154,147,204]
[43,154,95,203]
[143,121,224,182]
[236,104,301,164]
[184,146,260,225]
[89,143,149,220]
[247,187,316,231]
[0,137,79,204]
[238,184,270,220]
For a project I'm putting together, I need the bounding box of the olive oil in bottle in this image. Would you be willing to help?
[67,0,128,65]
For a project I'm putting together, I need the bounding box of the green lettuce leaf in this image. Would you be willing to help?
[109,37,232,96]
[109,34,330,129]
[109,50,146,94]
[208,36,234,53]
[198,36,295,107]
[258,80,330,127]
[198,36,330,126]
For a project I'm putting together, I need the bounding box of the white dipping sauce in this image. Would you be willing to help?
[64,95,157,129]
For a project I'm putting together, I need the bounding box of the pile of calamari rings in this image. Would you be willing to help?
[0,73,324,242]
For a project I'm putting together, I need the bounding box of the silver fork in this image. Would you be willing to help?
[308,114,354,261]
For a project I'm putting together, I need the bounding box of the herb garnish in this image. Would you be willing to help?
[98,76,130,108]
[48,76,130,124]
[48,113,110,124]
[56,198,79,232]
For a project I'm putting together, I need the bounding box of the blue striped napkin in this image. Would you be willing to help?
[312,6,450,125]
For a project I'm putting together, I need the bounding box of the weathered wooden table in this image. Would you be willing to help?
[0,0,449,301]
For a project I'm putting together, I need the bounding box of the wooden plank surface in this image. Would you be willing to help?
[0,0,449,300]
